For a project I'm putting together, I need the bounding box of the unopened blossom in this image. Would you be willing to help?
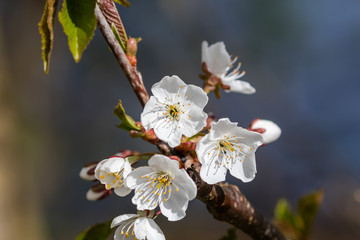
[79,162,98,181]
[196,118,263,184]
[201,41,255,94]
[249,119,281,144]
[125,155,197,221]
[86,183,112,201]
[141,75,208,148]
[111,210,165,240]
[94,156,132,197]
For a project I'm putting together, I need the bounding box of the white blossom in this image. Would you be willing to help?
[125,155,197,221]
[111,210,165,240]
[196,118,263,184]
[141,75,208,148]
[249,119,281,144]
[94,157,132,197]
[202,41,255,94]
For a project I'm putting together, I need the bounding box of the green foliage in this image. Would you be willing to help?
[39,0,59,73]
[111,24,127,52]
[274,190,324,240]
[58,0,96,62]
[114,100,141,131]
[219,228,237,240]
[75,220,113,240]
[114,0,131,7]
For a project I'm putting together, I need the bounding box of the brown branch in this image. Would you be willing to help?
[187,167,286,240]
[95,1,285,239]
[94,2,149,107]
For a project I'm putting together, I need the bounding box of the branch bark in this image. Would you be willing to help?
[188,167,286,240]
[95,1,286,239]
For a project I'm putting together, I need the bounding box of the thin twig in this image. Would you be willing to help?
[95,2,149,107]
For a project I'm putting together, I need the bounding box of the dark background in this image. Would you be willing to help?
[0,0,360,239]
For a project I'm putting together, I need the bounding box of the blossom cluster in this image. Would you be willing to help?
[80,41,281,240]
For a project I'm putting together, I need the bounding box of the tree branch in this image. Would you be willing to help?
[95,1,149,107]
[187,167,286,240]
[95,1,286,239]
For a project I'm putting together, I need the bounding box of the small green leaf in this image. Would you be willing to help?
[114,100,141,131]
[297,189,324,238]
[111,24,126,52]
[114,0,131,7]
[58,0,96,62]
[39,0,59,73]
[75,220,113,240]
[219,228,237,240]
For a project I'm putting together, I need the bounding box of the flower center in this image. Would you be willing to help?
[99,170,124,190]
[218,137,234,153]
[155,173,172,188]
[166,104,181,121]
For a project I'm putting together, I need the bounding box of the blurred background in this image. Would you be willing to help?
[1,0,360,239]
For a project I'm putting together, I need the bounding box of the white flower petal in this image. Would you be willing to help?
[200,162,227,184]
[111,214,137,228]
[140,96,163,131]
[201,41,231,76]
[134,218,165,240]
[223,79,256,94]
[114,185,132,197]
[160,186,189,221]
[148,155,180,173]
[153,119,182,147]
[172,169,197,200]
[183,84,209,109]
[250,119,281,144]
[101,157,125,173]
[79,163,97,181]
[151,75,186,101]
[125,166,155,189]
[179,107,207,137]
[228,153,256,182]
[210,118,238,140]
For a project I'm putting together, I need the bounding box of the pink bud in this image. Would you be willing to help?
[249,119,281,144]
[126,38,138,56]
[86,183,112,201]
[79,162,98,181]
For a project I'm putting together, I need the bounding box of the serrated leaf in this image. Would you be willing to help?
[39,0,59,73]
[75,220,113,240]
[114,0,131,7]
[114,100,141,131]
[58,0,96,62]
[297,189,324,238]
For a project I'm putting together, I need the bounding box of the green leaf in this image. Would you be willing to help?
[111,24,126,52]
[296,189,324,238]
[75,220,113,240]
[219,228,237,240]
[274,198,298,230]
[58,0,96,62]
[38,0,59,73]
[114,0,131,7]
[114,100,141,131]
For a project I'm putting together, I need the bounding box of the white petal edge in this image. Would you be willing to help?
[134,218,165,240]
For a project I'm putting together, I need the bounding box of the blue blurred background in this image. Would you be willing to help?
[0,0,360,239]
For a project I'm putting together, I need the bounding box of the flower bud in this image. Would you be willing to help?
[86,183,112,201]
[126,37,138,56]
[79,162,98,181]
[249,119,281,144]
